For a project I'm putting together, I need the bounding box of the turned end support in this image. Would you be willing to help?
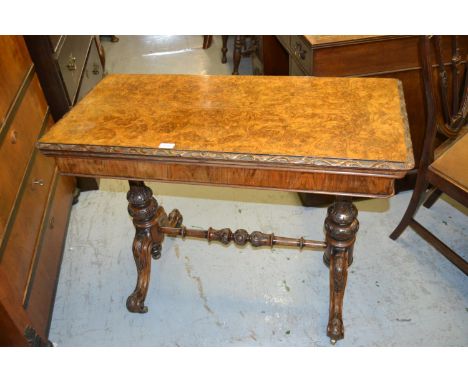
[324,197,359,344]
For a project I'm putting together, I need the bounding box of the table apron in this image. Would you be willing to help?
[54,156,396,198]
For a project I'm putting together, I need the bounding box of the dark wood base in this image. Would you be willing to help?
[125,181,359,344]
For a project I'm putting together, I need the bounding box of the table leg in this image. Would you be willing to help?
[126,181,183,313]
[324,196,359,344]
[232,35,243,75]
[126,181,159,313]
[221,35,228,63]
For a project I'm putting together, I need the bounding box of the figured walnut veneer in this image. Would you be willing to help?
[39,74,413,169]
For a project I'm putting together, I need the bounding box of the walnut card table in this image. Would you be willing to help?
[37,74,414,344]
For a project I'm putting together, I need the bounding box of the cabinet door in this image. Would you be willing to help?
[77,39,104,102]
[57,35,92,104]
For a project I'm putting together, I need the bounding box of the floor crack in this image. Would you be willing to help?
[184,255,223,327]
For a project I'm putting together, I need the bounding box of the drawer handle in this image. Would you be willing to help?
[32,179,45,187]
[92,63,100,75]
[10,130,18,144]
[67,55,77,71]
[49,216,55,229]
[294,42,307,60]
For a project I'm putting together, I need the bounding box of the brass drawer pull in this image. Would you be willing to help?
[67,54,77,71]
[92,63,100,75]
[294,42,307,60]
[32,179,45,186]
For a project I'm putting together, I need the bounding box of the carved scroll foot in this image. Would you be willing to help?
[126,181,159,313]
[324,197,359,344]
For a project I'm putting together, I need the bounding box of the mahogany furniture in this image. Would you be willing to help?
[24,35,105,192]
[37,74,414,344]
[0,36,75,346]
[390,36,468,275]
[251,35,468,206]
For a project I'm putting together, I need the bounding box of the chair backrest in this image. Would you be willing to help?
[419,36,468,169]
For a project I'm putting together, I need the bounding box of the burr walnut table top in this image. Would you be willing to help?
[38,74,414,197]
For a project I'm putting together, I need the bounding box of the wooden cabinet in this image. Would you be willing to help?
[24,35,105,192]
[0,36,75,345]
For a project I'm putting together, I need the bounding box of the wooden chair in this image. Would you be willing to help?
[202,35,213,49]
[390,36,468,275]
[221,35,258,75]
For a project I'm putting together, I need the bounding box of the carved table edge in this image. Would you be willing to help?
[37,142,414,174]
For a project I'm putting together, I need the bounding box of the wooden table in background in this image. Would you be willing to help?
[38,74,414,344]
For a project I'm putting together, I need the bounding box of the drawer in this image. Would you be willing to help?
[57,35,92,104]
[25,174,75,339]
[77,39,103,102]
[276,35,290,50]
[290,35,312,73]
[0,36,32,125]
[0,148,56,299]
[0,75,48,240]
[289,56,307,76]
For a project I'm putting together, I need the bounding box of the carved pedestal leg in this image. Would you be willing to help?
[221,35,228,63]
[126,181,159,313]
[324,196,359,344]
[126,181,183,313]
[232,35,243,75]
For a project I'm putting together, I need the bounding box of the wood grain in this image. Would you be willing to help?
[1,150,56,300]
[0,36,32,125]
[0,75,48,241]
[38,74,413,170]
[25,174,75,339]
[53,156,398,197]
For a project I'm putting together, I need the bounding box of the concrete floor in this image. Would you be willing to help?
[48,36,468,346]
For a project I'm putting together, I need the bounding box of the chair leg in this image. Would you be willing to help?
[232,36,242,75]
[221,35,228,63]
[203,35,213,49]
[423,187,442,209]
[390,173,429,240]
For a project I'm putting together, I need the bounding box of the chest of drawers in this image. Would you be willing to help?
[24,35,105,192]
[0,36,75,345]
